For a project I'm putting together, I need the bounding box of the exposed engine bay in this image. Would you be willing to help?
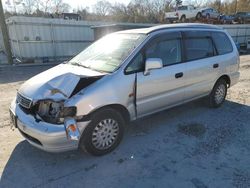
[36,100,64,123]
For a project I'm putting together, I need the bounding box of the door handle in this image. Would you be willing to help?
[213,64,219,68]
[175,72,183,78]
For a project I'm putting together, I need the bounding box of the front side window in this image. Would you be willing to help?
[125,53,144,74]
[184,37,214,61]
[145,39,182,66]
[125,37,182,74]
[69,33,146,73]
[212,32,233,55]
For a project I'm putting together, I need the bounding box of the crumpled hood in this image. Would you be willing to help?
[19,63,104,101]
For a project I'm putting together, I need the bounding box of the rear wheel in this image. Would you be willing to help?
[180,15,186,22]
[80,108,125,156]
[208,79,227,108]
[239,17,243,24]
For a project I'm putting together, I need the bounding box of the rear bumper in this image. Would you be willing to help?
[10,99,90,152]
[165,17,178,22]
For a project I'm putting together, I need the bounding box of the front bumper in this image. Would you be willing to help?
[10,99,90,152]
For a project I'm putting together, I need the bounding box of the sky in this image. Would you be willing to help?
[3,0,192,12]
[3,0,132,12]
[63,0,192,10]
[64,0,132,10]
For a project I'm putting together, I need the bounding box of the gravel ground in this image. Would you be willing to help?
[0,56,250,188]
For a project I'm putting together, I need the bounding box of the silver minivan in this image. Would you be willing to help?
[10,24,240,155]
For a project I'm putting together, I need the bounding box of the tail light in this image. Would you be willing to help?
[176,12,179,17]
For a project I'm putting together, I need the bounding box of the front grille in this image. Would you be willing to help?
[16,92,32,109]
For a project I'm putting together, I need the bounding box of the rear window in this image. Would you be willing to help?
[212,32,233,55]
[184,37,214,61]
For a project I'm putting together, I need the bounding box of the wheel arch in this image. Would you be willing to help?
[216,75,231,88]
[196,12,202,16]
[181,14,186,18]
[86,104,131,124]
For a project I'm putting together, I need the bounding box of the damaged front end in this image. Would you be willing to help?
[34,100,80,140]
[16,66,105,141]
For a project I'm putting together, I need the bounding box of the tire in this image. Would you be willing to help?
[79,108,125,156]
[239,17,243,24]
[180,15,186,23]
[196,12,202,20]
[165,19,172,24]
[206,14,210,20]
[208,79,227,108]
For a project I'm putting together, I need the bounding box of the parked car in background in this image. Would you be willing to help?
[10,24,240,156]
[220,15,235,24]
[234,12,250,24]
[165,5,204,23]
[201,8,220,19]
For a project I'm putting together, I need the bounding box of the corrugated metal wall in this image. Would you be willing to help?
[4,16,250,63]
[6,16,102,62]
[221,25,250,44]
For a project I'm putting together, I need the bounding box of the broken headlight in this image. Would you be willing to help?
[36,100,76,124]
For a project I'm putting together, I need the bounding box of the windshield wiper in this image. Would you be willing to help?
[89,66,111,74]
[70,62,89,69]
[70,62,109,73]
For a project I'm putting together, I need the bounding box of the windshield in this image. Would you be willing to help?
[69,33,147,73]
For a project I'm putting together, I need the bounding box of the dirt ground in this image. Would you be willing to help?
[0,56,250,188]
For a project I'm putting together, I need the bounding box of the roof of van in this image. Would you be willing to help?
[118,23,222,34]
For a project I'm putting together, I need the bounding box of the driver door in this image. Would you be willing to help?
[135,32,187,117]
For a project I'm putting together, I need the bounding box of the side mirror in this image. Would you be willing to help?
[144,58,163,76]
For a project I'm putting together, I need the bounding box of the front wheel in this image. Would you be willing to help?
[208,79,227,108]
[79,108,125,156]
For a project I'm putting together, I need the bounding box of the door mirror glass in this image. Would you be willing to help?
[144,58,163,76]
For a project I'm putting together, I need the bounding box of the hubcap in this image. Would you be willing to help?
[92,119,119,150]
[215,84,226,104]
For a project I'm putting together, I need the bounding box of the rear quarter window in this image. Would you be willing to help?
[212,32,233,55]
